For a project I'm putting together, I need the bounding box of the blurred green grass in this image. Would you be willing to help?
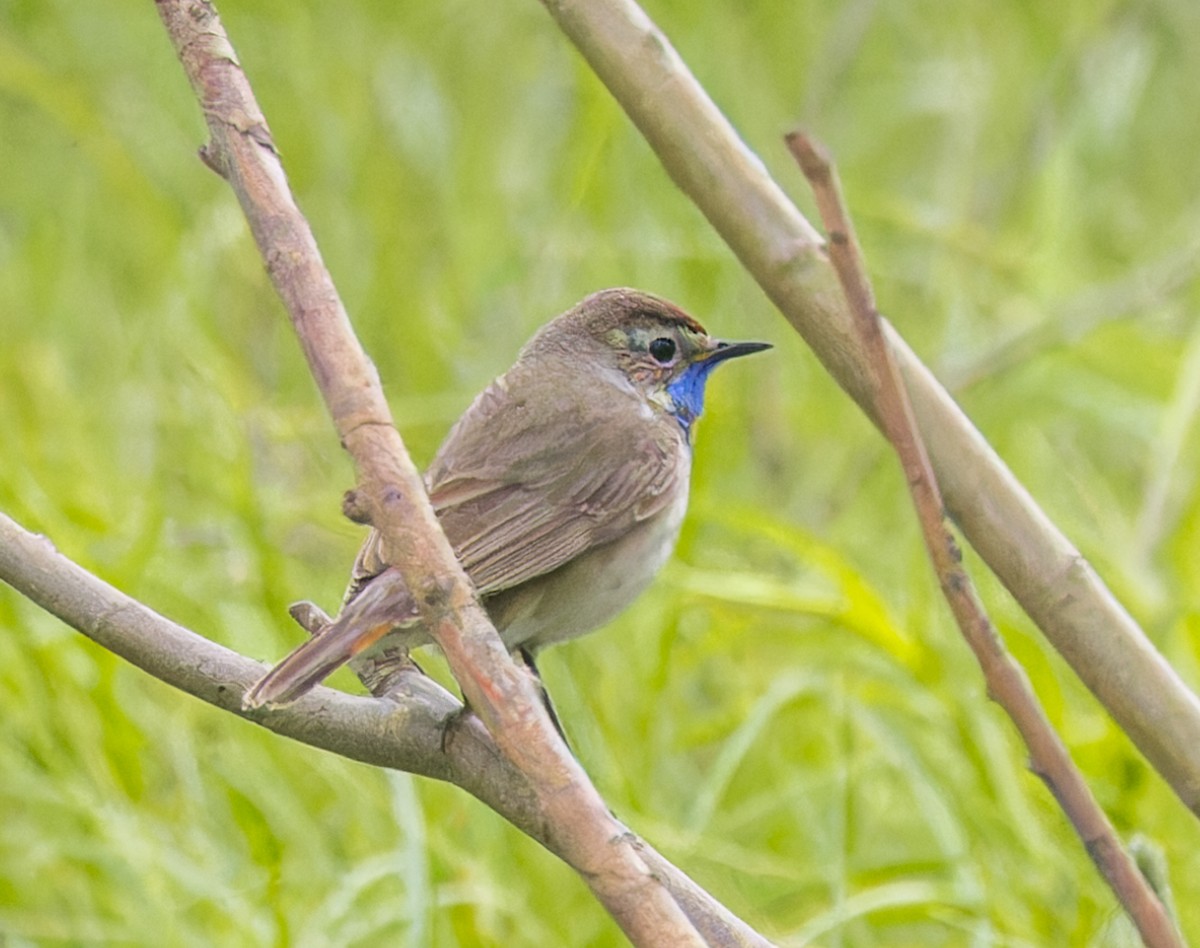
[3,0,1199,944]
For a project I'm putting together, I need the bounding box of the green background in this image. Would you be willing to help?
[3,0,1199,944]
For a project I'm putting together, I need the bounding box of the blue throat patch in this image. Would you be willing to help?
[666,360,721,437]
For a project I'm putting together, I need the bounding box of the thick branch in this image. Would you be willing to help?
[536,0,1200,814]
[789,131,1181,948]
[153,0,704,942]
[0,512,770,947]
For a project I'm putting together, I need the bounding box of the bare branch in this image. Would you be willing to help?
[0,511,772,948]
[535,0,1200,815]
[788,130,1182,948]
[0,513,503,789]
[152,0,706,942]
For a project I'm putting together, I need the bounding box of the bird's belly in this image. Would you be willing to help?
[485,486,689,651]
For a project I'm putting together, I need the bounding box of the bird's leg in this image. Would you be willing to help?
[517,646,572,750]
[439,648,568,756]
[355,642,427,699]
[439,703,479,755]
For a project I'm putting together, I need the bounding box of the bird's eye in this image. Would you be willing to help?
[649,337,676,363]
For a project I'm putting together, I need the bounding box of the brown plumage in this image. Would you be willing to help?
[244,288,768,709]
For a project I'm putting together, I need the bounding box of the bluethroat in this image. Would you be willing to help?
[245,288,769,709]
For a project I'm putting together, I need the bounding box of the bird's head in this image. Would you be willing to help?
[527,288,770,436]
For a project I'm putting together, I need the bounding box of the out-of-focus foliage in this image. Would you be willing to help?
[2,0,1199,944]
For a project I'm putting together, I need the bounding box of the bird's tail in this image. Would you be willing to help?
[243,568,417,709]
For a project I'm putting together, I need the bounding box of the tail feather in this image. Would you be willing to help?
[243,568,417,709]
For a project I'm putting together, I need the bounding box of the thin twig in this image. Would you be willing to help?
[786,130,1182,948]
[152,0,705,943]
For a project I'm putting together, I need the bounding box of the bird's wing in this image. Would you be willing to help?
[348,369,686,600]
[433,427,684,594]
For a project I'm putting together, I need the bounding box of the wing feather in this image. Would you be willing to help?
[347,364,687,601]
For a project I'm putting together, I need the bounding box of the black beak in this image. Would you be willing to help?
[703,339,773,365]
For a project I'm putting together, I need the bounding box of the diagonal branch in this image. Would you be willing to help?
[535,0,1200,816]
[152,0,704,943]
[0,511,771,947]
[788,130,1181,948]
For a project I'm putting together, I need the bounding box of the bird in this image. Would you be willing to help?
[244,287,770,710]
